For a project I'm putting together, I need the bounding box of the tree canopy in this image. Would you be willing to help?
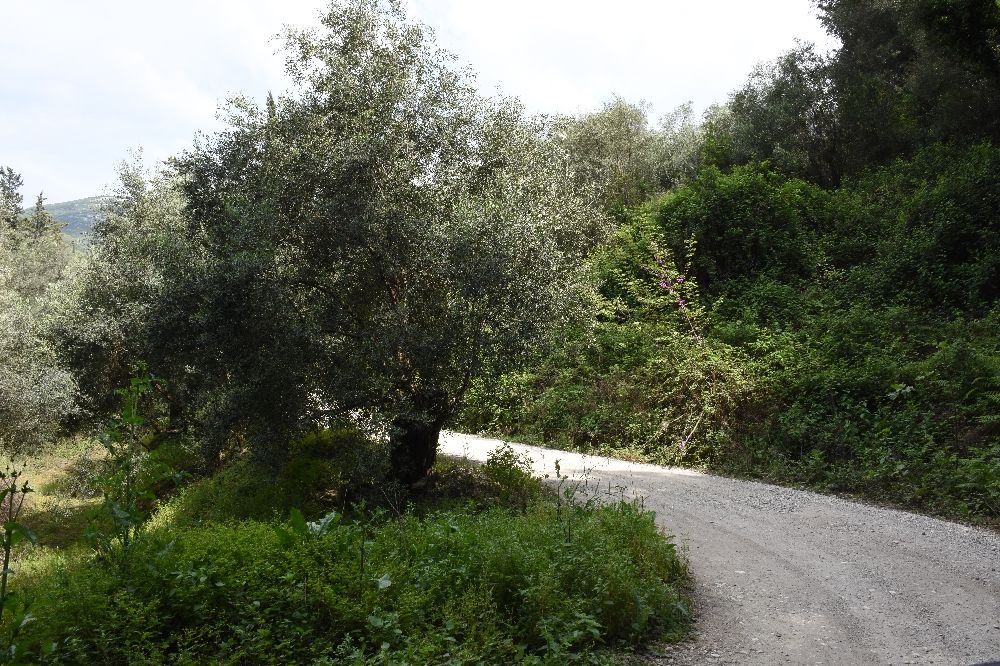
[61,0,603,481]
[0,166,76,455]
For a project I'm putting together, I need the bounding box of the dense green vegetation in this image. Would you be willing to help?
[6,428,687,664]
[1,0,999,660]
[461,147,1000,521]
[0,170,76,459]
[460,1,1000,524]
[29,506,683,663]
[46,0,603,485]
[0,1,689,661]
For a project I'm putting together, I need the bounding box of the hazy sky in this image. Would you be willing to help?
[0,1,835,203]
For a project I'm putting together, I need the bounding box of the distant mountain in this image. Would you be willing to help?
[48,196,108,238]
[23,196,108,238]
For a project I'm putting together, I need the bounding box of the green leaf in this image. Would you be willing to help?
[288,508,309,537]
[3,523,37,548]
[307,510,340,537]
[155,539,176,560]
[1,591,22,613]
[272,526,295,549]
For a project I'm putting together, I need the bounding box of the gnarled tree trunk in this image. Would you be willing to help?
[388,391,448,485]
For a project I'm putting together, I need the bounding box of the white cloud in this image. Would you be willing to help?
[1,0,835,202]
[408,0,837,120]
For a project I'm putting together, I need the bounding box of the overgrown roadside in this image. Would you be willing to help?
[5,431,691,664]
[441,432,1000,666]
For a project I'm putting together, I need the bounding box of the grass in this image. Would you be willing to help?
[4,434,691,664]
[18,438,106,550]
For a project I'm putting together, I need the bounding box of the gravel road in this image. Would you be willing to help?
[439,432,1000,666]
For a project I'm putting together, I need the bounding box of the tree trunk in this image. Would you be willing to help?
[389,393,447,485]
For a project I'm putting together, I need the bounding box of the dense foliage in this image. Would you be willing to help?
[11,426,688,664]
[0,168,76,456]
[461,141,1000,522]
[53,0,603,482]
[552,98,661,214]
[22,506,686,664]
[455,0,1000,525]
[3,2,999,664]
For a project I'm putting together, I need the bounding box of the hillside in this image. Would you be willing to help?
[30,195,106,238]
[459,146,1000,526]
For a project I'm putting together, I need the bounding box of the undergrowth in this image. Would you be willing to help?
[7,431,690,664]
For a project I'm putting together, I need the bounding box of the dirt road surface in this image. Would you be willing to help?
[439,432,1000,666]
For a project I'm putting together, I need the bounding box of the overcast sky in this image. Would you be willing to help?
[0,1,836,204]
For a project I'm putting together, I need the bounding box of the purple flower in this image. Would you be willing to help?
[659,281,669,289]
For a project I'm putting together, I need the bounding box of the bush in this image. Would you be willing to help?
[843,142,1000,312]
[19,500,688,664]
[481,443,542,508]
[653,164,829,294]
[155,426,390,527]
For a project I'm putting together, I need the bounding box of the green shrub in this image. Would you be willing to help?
[19,500,688,664]
[481,443,542,508]
[653,164,829,294]
[156,425,390,527]
[848,143,1000,312]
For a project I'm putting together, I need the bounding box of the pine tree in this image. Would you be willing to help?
[0,167,24,235]
[28,192,59,239]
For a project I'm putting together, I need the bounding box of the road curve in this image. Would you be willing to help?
[439,432,1000,666]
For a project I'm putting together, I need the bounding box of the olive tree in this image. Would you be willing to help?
[0,167,23,237]
[0,167,77,455]
[0,290,78,455]
[67,0,603,482]
[49,158,195,422]
[552,98,659,213]
[652,102,707,191]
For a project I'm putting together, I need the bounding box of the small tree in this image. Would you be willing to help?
[0,464,36,664]
[652,102,706,192]
[85,365,172,574]
[26,193,59,240]
[0,168,23,238]
[0,291,78,457]
[49,157,193,421]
